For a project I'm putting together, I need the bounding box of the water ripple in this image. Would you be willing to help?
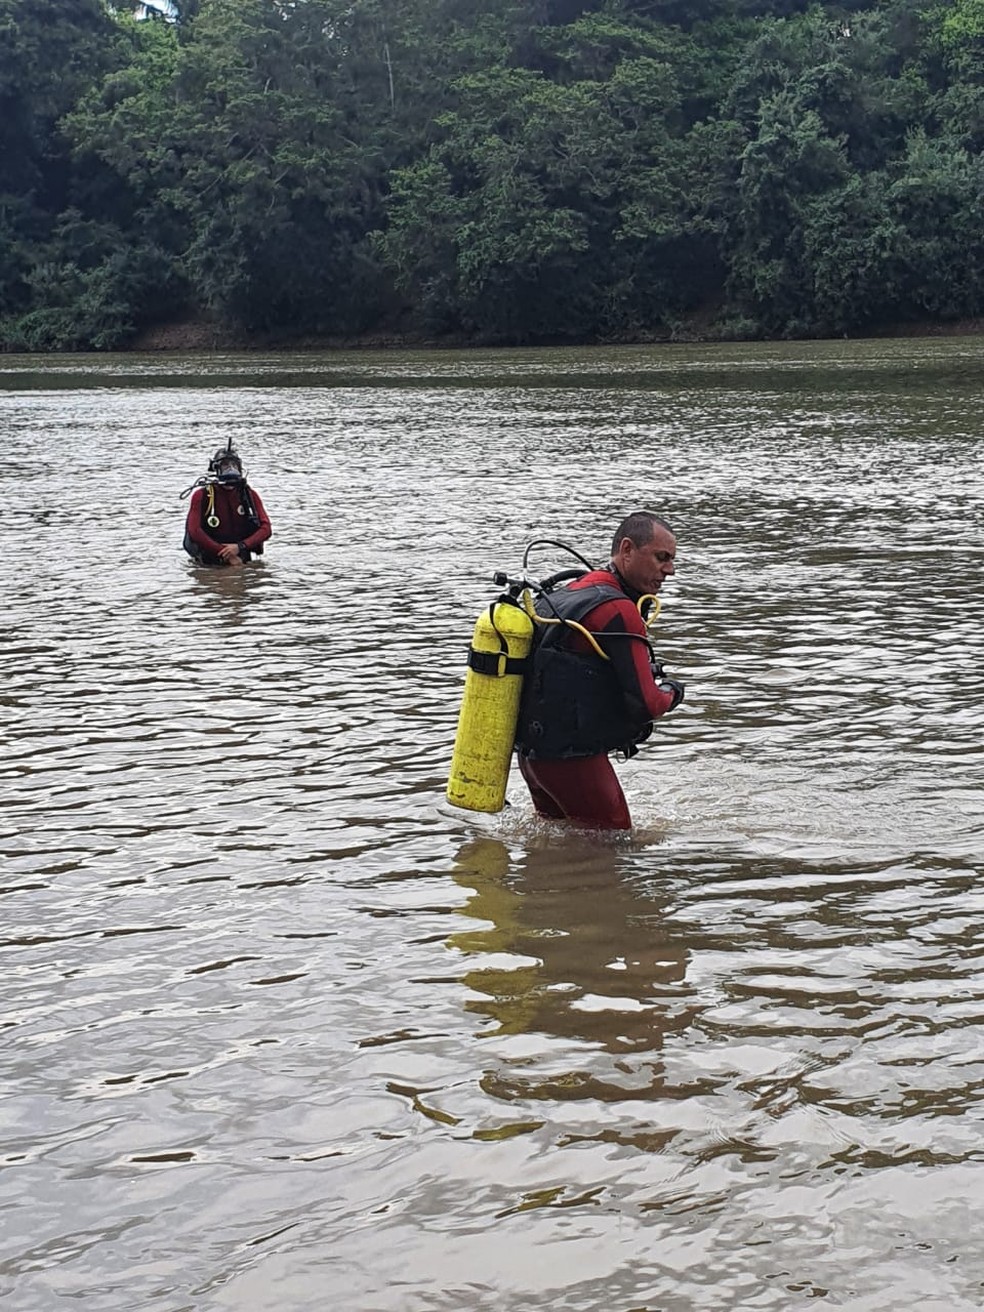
[2,340,983,1311]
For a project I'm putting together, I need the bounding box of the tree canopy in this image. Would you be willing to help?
[2,0,982,349]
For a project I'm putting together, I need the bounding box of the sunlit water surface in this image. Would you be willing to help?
[1,338,983,1311]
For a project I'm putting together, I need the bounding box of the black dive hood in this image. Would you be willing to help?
[208,439,245,484]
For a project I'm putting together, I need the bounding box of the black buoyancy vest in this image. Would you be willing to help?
[210,482,262,546]
[238,485,263,548]
[184,482,263,562]
[515,583,652,760]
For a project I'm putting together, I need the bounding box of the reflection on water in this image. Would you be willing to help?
[452,837,691,1066]
[1,338,983,1312]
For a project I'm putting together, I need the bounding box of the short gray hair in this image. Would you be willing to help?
[611,511,673,556]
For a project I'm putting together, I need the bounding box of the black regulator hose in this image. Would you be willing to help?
[521,538,596,574]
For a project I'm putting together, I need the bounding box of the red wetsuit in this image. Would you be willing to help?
[517,569,677,831]
[184,482,272,566]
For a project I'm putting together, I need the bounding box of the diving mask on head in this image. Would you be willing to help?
[208,446,244,483]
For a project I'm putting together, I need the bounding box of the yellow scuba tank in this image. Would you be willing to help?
[447,597,535,814]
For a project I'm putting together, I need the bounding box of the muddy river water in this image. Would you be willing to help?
[1,338,982,1311]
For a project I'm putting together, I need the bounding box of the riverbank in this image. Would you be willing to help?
[129,319,476,352]
[128,314,984,353]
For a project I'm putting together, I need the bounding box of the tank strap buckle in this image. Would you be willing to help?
[467,648,528,678]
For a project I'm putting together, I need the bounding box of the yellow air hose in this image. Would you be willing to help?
[637,594,661,629]
[519,588,660,659]
[519,587,611,660]
[205,483,220,529]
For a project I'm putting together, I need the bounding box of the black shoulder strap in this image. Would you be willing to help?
[535,582,626,625]
[535,582,654,658]
[239,482,261,531]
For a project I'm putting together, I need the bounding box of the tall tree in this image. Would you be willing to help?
[0,0,119,318]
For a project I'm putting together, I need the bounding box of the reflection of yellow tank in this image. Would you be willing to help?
[449,837,692,1063]
[447,600,535,814]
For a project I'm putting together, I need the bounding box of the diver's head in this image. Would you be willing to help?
[208,448,244,483]
[610,510,676,595]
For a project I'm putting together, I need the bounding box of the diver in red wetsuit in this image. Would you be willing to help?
[515,511,685,830]
[182,447,272,567]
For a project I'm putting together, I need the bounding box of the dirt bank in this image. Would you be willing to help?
[129,318,476,353]
[129,315,984,353]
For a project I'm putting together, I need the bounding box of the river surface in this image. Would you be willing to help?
[1,338,982,1311]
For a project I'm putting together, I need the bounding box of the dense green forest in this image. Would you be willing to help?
[2,0,984,350]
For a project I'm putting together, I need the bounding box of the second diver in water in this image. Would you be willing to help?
[181,446,272,568]
[515,510,685,830]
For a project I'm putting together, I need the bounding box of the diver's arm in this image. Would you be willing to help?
[184,488,223,555]
[590,601,678,722]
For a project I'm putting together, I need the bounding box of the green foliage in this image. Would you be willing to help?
[798,131,984,334]
[936,0,984,48]
[0,208,183,350]
[0,0,122,324]
[3,0,984,348]
[375,40,719,340]
[66,0,415,333]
